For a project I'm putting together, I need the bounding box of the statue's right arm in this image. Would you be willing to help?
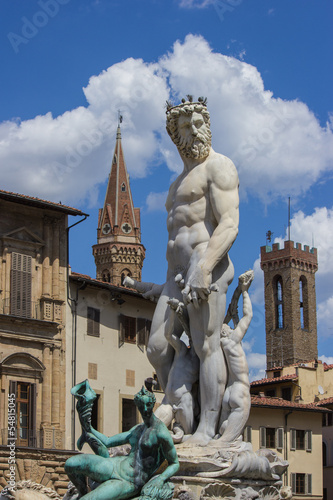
[230,290,253,344]
[89,427,133,448]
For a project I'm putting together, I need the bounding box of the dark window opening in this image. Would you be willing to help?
[273,370,281,378]
[91,394,100,432]
[122,399,137,432]
[295,473,305,494]
[296,430,305,450]
[121,183,126,192]
[282,387,292,401]
[266,427,275,448]
[266,389,276,397]
[323,442,327,467]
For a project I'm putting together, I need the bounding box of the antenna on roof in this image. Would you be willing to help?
[287,196,291,241]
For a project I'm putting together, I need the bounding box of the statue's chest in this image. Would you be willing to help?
[139,428,159,455]
[169,169,207,207]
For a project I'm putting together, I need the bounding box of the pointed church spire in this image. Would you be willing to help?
[93,121,145,286]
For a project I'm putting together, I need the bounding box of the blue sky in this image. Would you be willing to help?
[1,0,332,378]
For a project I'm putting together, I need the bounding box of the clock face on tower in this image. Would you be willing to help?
[102,223,111,235]
[121,222,132,234]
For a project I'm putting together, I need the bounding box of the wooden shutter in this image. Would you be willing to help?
[290,428,296,451]
[291,473,296,494]
[137,318,146,352]
[28,383,37,447]
[11,253,32,318]
[305,430,312,452]
[145,320,152,347]
[259,426,266,448]
[87,307,100,337]
[119,314,125,347]
[306,474,312,494]
[277,427,284,450]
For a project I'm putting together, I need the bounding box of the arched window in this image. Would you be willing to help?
[102,270,111,283]
[299,276,308,330]
[121,269,131,285]
[274,276,284,329]
[121,183,126,192]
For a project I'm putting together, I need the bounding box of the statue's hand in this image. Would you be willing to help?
[182,266,212,309]
[141,475,167,498]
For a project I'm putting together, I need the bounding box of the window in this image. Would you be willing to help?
[260,426,283,450]
[291,473,312,495]
[87,307,100,337]
[281,387,292,401]
[121,269,131,286]
[266,389,276,397]
[299,276,309,330]
[121,183,126,192]
[119,315,151,349]
[10,252,32,318]
[122,398,137,432]
[243,426,252,443]
[9,381,36,447]
[323,413,333,427]
[91,393,101,432]
[266,427,275,448]
[273,370,281,378]
[323,441,327,467]
[274,276,284,329]
[290,429,312,452]
[102,271,111,283]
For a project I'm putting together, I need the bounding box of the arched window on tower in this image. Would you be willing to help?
[121,183,126,192]
[102,270,111,283]
[274,276,284,329]
[121,269,132,285]
[299,276,308,330]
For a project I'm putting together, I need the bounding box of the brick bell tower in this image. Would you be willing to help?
[92,121,145,286]
[260,240,318,369]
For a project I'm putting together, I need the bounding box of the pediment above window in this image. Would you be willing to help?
[2,227,45,248]
[0,352,45,379]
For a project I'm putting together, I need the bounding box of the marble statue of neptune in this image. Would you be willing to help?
[146,97,239,446]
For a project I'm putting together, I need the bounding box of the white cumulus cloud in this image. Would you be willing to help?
[0,35,332,208]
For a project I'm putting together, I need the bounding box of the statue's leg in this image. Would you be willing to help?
[65,455,116,497]
[147,280,182,390]
[82,478,138,500]
[217,383,251,443]
[185,256,234,445]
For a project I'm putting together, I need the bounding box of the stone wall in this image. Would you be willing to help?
[0,446,77,497]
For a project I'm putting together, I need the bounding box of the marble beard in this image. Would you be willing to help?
[124,98,289,496]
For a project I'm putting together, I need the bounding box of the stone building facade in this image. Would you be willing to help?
[260,240,318,369]
[0,190,86,495]
[92,125,145,286]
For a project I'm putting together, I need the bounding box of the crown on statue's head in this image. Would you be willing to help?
[165,95,208,114]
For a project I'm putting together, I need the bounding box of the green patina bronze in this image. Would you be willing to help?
[65,380,179,500]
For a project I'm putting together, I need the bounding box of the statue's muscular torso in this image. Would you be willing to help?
[166,150,236,277]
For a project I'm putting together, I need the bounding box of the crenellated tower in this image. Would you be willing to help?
[260,240,318,369]
[92,124,145,286]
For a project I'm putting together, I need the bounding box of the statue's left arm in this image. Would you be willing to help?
[184,157,239,306]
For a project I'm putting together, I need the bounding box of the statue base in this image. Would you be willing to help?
[171,441,291,499]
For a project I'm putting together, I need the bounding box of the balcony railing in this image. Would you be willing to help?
[0,298,41,320]
[1,427,63,449]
